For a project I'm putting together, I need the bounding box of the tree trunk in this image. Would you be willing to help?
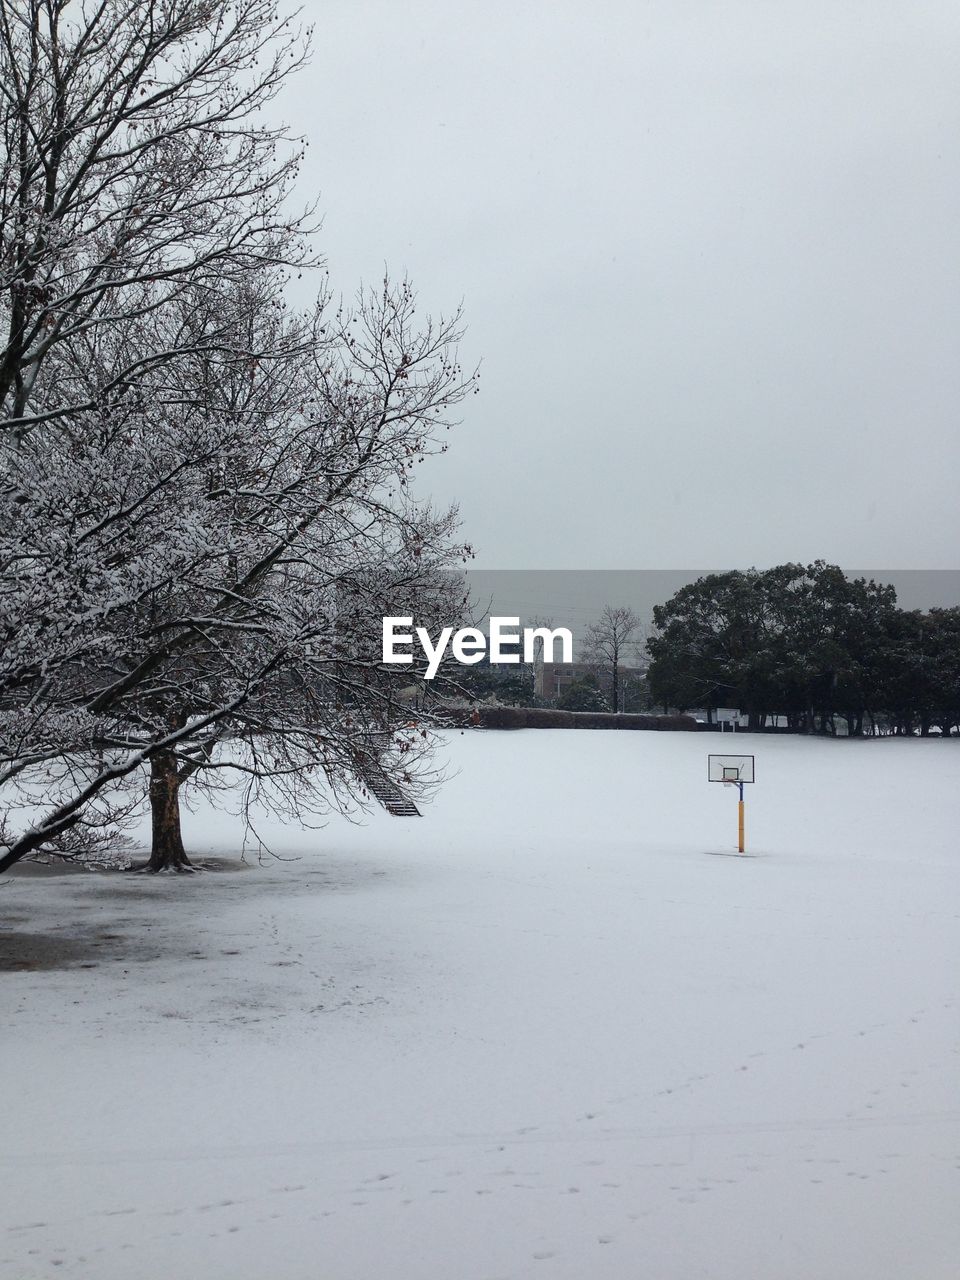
[147,751,192,871]
[611,663,620,713]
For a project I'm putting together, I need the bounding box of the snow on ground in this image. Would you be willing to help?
[1,729,958,1280]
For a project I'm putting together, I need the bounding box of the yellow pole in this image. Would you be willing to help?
[738,798,745,853]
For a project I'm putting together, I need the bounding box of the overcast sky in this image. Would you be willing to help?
[279,1,959,570]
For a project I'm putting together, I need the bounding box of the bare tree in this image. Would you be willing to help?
[0,1,482,873]
[582,605,641,713]
[0,266,476,872]
[1,0,323,855]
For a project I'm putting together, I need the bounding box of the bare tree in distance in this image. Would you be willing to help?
[582,605,641,713]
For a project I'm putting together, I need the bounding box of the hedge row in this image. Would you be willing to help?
[440,706,697,731]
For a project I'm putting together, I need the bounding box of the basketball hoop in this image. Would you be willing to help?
[708,754,755,853]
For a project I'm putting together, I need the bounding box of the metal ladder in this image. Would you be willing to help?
[358,767,422,817]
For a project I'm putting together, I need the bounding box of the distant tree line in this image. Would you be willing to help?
[645,563,960,736]
[452,606,650,713]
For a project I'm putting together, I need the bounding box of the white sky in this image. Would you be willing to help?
[279,1,959,569]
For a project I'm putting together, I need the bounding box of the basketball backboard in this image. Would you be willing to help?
[708,754,755,783]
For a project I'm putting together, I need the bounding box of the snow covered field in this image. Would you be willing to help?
[1,729,958,1280]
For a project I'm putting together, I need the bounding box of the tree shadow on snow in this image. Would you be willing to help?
[0,922,160,972]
